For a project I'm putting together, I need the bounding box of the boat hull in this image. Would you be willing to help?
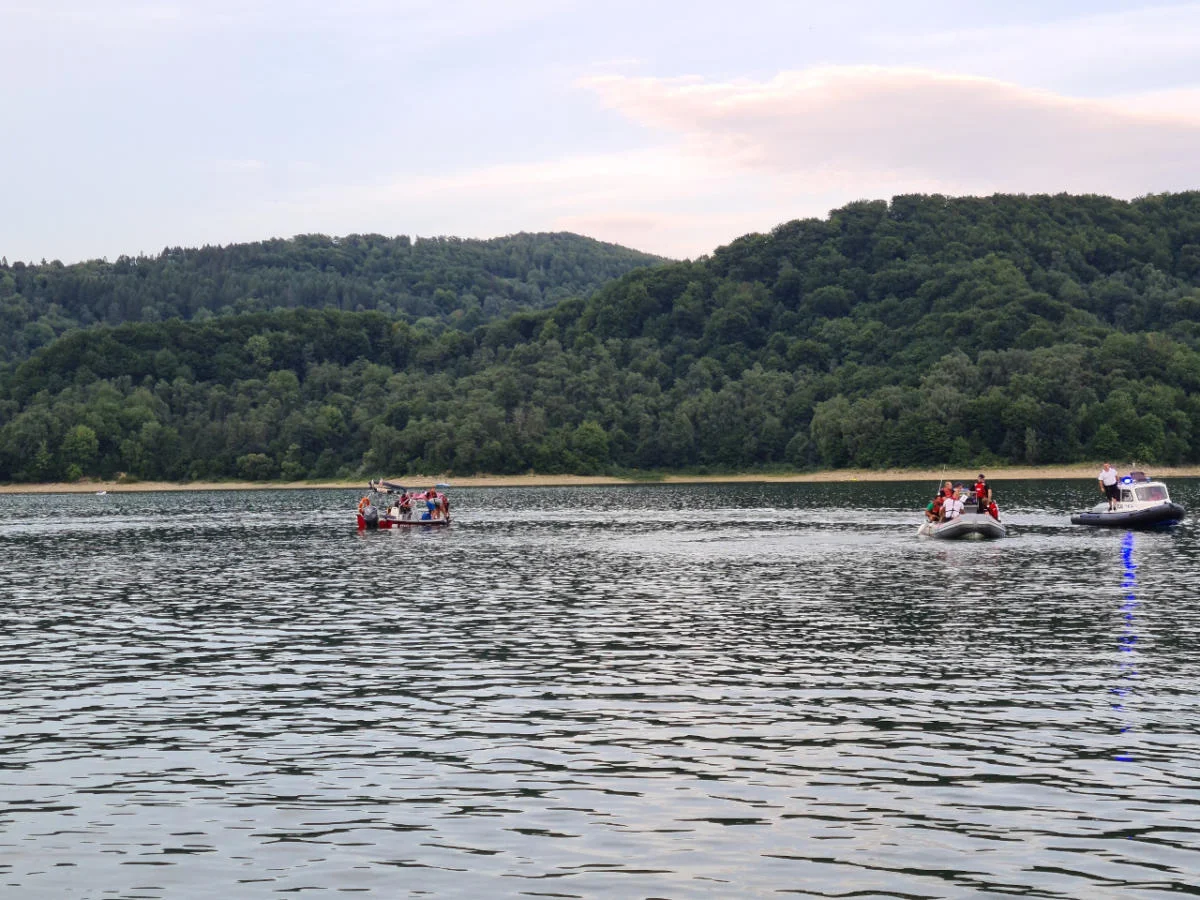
[1071,502,1185,529]
[357,514,450,530]
[918,513,1006,540]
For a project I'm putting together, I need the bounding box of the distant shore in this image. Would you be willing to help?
[2,463,1196,494]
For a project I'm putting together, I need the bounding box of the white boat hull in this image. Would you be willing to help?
[918,513,1006,540]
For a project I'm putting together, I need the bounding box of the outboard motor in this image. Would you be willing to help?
[361,504,380,530]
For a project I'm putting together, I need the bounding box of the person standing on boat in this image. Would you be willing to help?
[1098,463,1120,511]
[940,480,955,499]
[973,474,990,506]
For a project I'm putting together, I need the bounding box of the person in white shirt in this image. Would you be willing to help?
[1098,463,1120,511]
[941,492,964,521]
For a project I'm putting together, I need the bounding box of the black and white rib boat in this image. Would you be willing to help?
[1071,472,1185,529]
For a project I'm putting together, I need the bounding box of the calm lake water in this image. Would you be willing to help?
[2,480,1200,899]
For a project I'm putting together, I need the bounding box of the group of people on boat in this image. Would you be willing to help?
[358,487,450,523]
[924,474,1000,523]
[916,465,1184,534]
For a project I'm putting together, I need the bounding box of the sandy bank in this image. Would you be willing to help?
[2,463,1196,494]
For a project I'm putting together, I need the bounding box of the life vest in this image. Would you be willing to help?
[974,480,988,500]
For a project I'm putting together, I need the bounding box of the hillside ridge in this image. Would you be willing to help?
[3,191,1200,483]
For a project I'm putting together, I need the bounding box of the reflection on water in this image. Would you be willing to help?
[1114,531,1139,763]
[2,481,1200,898]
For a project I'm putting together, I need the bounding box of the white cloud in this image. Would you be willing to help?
[581,66,1200,195]
[255,66,1199,259]
[7,2,1199,263]
[1112,86,1200,119]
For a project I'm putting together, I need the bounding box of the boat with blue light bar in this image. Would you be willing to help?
[1071,471,1185,529]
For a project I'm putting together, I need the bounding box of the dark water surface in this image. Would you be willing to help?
[2,480,1200,898]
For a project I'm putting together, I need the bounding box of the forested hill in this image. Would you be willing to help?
[3,191,1200,483]
[0,232,666,364]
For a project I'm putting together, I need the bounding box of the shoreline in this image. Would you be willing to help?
[3,464,1197,494]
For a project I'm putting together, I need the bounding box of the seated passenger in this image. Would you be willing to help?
[941,492,964,521]
[926,495,943,522]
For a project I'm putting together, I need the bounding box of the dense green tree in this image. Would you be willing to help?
[4,192,1200,482]
[0,233,665,365]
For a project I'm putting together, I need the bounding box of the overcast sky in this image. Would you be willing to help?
[2,0,1198,263]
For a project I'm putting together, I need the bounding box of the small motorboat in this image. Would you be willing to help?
[357,480,451,530]
[1071,472,1185,529]
[918,499,1006,540]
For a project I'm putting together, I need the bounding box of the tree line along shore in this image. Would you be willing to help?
[2,464,1195,494]
[3,192,1200,485]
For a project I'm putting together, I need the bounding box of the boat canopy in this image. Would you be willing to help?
[367,479,407,495]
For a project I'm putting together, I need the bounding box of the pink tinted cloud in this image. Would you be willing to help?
[583,67,1200,196]
[244,67,1200,260]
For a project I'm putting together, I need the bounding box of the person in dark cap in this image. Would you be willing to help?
[973,474,990,508]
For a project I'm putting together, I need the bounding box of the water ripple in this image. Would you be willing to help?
[2,482,1200,897]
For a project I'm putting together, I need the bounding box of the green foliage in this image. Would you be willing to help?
[0,233,665,365]
[3,191,1200,482]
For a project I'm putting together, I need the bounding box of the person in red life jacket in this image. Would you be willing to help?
[940,480,955,499]
[973,474,991,507]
